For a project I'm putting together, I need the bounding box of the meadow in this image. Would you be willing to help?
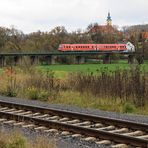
[0,61,148,115]
[38,61,148,78]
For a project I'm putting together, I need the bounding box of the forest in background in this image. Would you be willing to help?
[0,24,148,58]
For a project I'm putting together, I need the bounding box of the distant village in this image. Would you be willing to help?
[0,12,147,58]
[89,12,148,42]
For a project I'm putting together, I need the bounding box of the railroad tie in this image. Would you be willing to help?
[44,129,58,133]
[0,107,8,110]
[136,134,148,139]
[96,125,115,130]
[0,118,7,122]
[82,125,92,128]
[96,140,111,145]
[59,117,69,122]
[66,119,80,124]
[13,122,25,126]
[35,114,49,118]
[2,108,16,112]
[34,126,47,130]
[22,124,35,128]
[122,130,144,136]
[32,112,40,116]
[47,116,59,120]
[71,134,82,138]
[111,144,128,148]
[73,121,91,126]
[11,110,24,114]
[109,128,129,133]
[3,120,16,124]
[94,123,103,128]
[84,137,96,141]
[17,111,32,115]
[61,131,70,136]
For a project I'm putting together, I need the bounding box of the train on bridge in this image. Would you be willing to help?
[58,42,135,52]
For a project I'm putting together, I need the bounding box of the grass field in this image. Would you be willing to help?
[38,62,148,78]
[0,68,3,73]
[0,62,148,115]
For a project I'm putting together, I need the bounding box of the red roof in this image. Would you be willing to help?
[89,25,121,34]
[142,32,148,39]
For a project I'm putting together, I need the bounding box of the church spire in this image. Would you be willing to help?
[107,12,112,26]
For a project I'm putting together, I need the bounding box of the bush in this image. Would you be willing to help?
[122,103,136,113]
[27,87,39,100]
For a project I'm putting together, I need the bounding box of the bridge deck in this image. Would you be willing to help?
[0,51,141,56]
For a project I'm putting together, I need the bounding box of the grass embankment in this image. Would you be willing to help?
[0,64,147,115]
[0,131,55,148]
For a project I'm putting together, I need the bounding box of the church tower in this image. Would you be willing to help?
[107,12,112,26]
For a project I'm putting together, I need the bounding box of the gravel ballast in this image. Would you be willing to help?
[0,95,148,148]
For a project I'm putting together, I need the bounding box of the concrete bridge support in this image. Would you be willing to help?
[136,55,144,64]
[30,56,39,65]
[128,55,138,64]
[75,56,85,64]
[14,56,22,65]
[103,54,111,64]
[0,56,5,67]
[45,55,56,65]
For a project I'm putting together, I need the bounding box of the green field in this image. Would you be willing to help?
[38,62,148,78]
[0,68,3,74]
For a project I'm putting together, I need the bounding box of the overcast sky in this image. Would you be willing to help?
[0,0,148,33]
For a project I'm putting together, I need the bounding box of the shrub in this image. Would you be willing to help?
[38,89,49,101]
[122,103,136,113]
[27,87,39,100]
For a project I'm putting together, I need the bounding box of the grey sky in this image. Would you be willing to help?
[0,0,148,33]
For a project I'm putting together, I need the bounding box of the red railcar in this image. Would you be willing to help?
[58,42,135,52]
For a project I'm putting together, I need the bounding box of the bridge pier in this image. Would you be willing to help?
[128,55,138,64]
[103,54,111,64]
[136,55,144,64]
[30,56,39,65]
[14,56,22,65]
[75,56,85,64]
[0,56,5,67]
[45,55,56,65]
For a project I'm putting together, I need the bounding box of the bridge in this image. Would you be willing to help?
[0,51,144,67]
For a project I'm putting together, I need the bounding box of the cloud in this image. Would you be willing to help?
[0,0,147,33]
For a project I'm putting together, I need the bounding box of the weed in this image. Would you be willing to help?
[122,103,136,113]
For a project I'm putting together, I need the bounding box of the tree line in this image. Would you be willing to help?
[0,24,147,58]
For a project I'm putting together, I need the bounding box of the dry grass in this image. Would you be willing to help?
[0,130,56,148]
[0,65,147,115]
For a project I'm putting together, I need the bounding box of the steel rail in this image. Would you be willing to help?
[0,110,147,147]
[0,100,148,132]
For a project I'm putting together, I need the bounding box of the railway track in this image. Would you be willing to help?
[0,100,147,147]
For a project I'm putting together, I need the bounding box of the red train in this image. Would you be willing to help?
[58,42,135,52]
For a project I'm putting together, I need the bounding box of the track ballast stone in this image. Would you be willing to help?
[0,95,147,148]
